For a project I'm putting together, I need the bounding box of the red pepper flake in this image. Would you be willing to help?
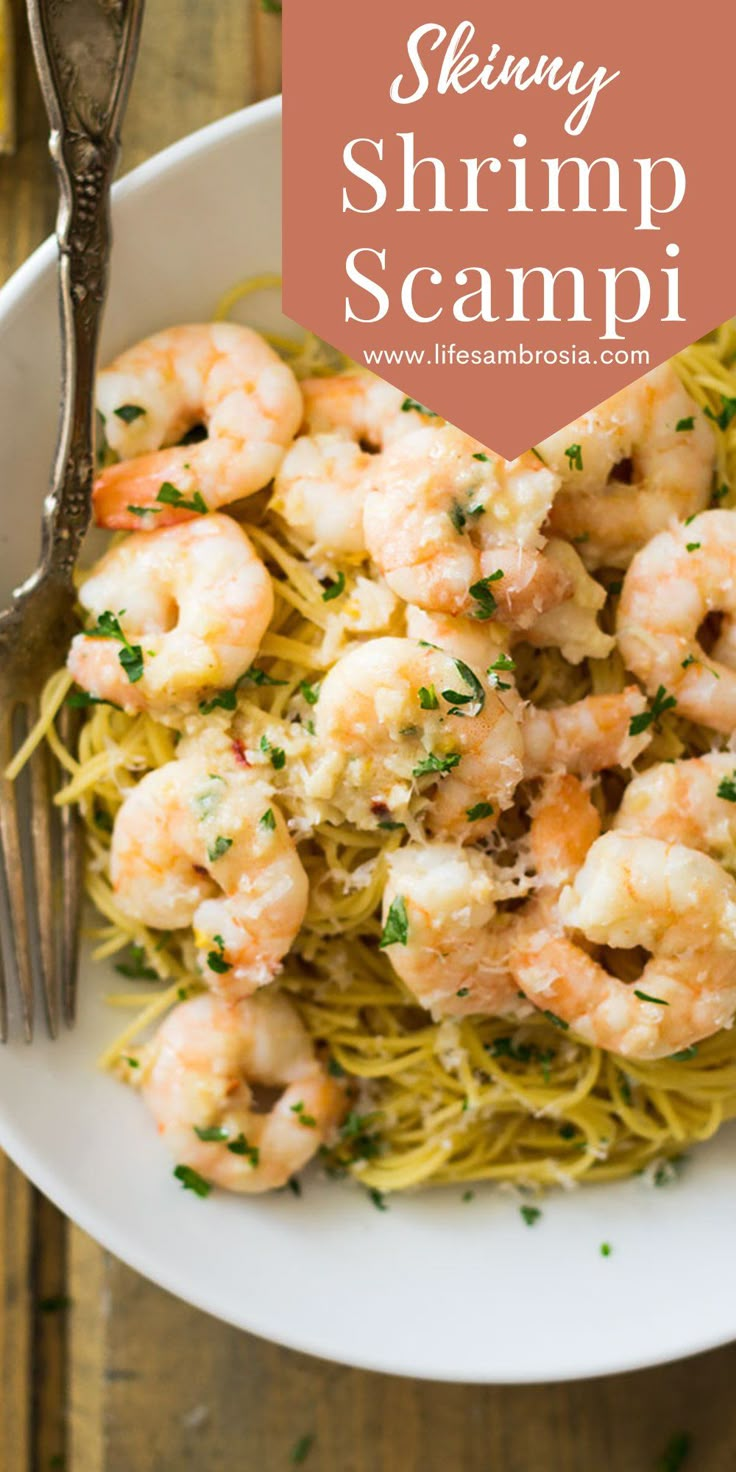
[231,739,249,767]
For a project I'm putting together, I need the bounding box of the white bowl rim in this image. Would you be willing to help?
[2,95,736,1384]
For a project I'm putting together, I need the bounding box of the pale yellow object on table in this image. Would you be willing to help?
[0,0,15,155]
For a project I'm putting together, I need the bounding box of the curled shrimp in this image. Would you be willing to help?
[93,323,302,531]
[270,433,371,559]
[615,753,736,870]
[540,364,714,567]
[310,635,524,839]
[523,688,651,779]
[381,775,599,1019]
[510,831,736,1060]
[381,844,526,1020]
[617,510,736,734]
[362,426,567,628]
[142,992,345,1194]
[111,752,308,995]
[300,371,431,447]
[405,608,645,779]
[67,514,273,717]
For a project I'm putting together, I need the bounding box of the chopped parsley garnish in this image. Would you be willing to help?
[86,610,144,684]
[675,417,694,432]
[123,1056,139,1069]
[456,987,470,997]
[530,446,547,463]
[380,895,408,948]
[655,1431,692,1472]
[558,1123,577,1140]
[572,532,590,544]
[290,1433,315,1465]
[448,500,467,534]
[418,684,439,710]
[377,818,405,830]
[113,403,146,423]
[629,685,677,736]
[260,808,276,830]
[368,1187,388,1211]
[704,395,736,431]
[670,1045,698,1061]
[564,442,583,471]
[207,836,232,862]
[206,934,231,975]
[194,1125,229,1142]
[126,503,162,518]
[321,571,345,602]
[245,666,288,688]
[542,1010,569,1030]
[259,734,286,770]
[442,658,485,717]
[401,397,436,416]
[193,776,225,820]
[290,1101,317,1127]
[157,481,208,514]
[717,772,736,802]
[712,483,730,503]
[328,1057,346,1078]
[115,944,158,981]
[299,679,320,705]
[466,802,494,821]
[685,542,701,553]
[173,1164,211,1198]
[681,654,696,670]
[412,750,461,778]
[600,1242,612,1257]
[653,1155,687,1187]
[66,688,117,709]
[473,452,489,462]
[462,1189,475,1202]
[634,989,669,1006]
[227,1133,260,1164]
[469,571,503,621]
[520,1204,542,1226]
[487,652,516,690]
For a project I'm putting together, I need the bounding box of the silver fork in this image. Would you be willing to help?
[0,0,143,1041]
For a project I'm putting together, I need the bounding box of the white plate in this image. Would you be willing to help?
[0,97,735,1384]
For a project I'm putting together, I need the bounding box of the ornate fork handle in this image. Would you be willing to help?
[27,0,144,587]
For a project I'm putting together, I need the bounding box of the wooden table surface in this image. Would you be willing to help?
[1,3,735,1467]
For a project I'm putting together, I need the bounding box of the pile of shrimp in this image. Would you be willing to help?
[39,312,736,1199]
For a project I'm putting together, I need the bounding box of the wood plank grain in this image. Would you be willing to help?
[0,1157,32,1472]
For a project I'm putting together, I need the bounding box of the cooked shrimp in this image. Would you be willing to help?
[405,604,511,673]
[615,753,736,870]
[94,323,302,530]
[529,773,602,890]
[110,753,308,995]
[300,371,431,447]
[541,363,714,566]
[362,426,568,627]
[510,832,736,1060]
[381,775,598,1019]
[142,992,345,1193]
[67,515,273,717]
[381,844,526,1019]
[523,688,652,779]
[517,539,614,665]
[617,510,736,734]
[310,636,524,839]
[270,433,371,558]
